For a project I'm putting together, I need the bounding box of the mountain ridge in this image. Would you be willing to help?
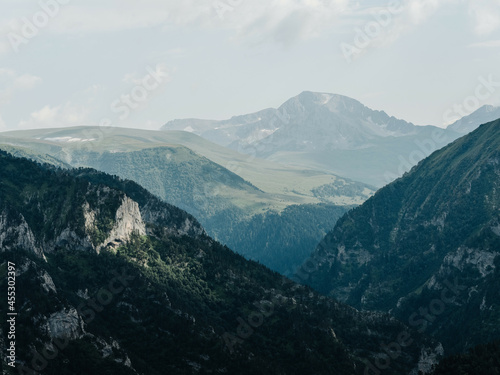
[302,119,500,354]
[0,150,439,374]
[162,91,463,187]
[447,104,500,134]
[0,127,374,275]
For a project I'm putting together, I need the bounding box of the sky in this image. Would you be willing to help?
[0,0,499,132]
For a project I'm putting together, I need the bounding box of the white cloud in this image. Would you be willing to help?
[0,0,498,50]
[12,73,42,90]
[31,105,59,124]
[18,103,88,129]
[0,0,350,47]
[336,0,454,60]
[217,0,351,45]
[469,0,500,35]
[352,0,458,52]
[336,0,500,56]
[406,0,450,25]
[347,0,500,57]
[0,70,42,104]
[0,68,16,79]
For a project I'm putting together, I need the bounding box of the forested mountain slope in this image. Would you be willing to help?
[0,127,373,275]
[304,120,500,354]
[0,151,437,374]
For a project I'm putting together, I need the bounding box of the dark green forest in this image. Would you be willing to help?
[0,151,431,374]
[431,341,500,375]
[306,120,500,354]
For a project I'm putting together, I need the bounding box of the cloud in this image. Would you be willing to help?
[0,69,42,89]
[0,0,351,47]
[336,0,454,59]
[30,105,59,124]
[0,69,42,104]
[0,68,16,78]
[1,0,498,50]
[18,103,88,129]
[217,0,351,45]
[349,0,500,56]
[468,0,500,35]
[405,0,451,25]
[356,0,461,52]
[12,73,42,90]
[391,0,453,34]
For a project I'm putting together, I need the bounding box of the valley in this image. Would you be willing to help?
[2,1,500,372]
[1,94,499,375]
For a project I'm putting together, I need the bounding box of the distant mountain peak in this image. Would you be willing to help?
[161,91,451,186]
[448,104,500,134]
[286,91,365,110]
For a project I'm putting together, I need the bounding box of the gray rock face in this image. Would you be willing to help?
[411,344,444,375]
[97,196,146,251]
[52,227,95,252]
[0,210,42,256]
[442,247,497,278]
[2,180,204,259]
[162,91,420,151]
[141,201,205,238]
[163,91,463,186]
[40,270,57,294]
[46,307,85,340]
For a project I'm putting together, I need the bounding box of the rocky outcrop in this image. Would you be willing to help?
[40,269,57,294]
[441,247,497,278]
[45,307,86,340]
[410,344,444,375]
[52,227,95,252]
[0,210,42,256]
[141,200,205,238]
[97,196,146,251]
